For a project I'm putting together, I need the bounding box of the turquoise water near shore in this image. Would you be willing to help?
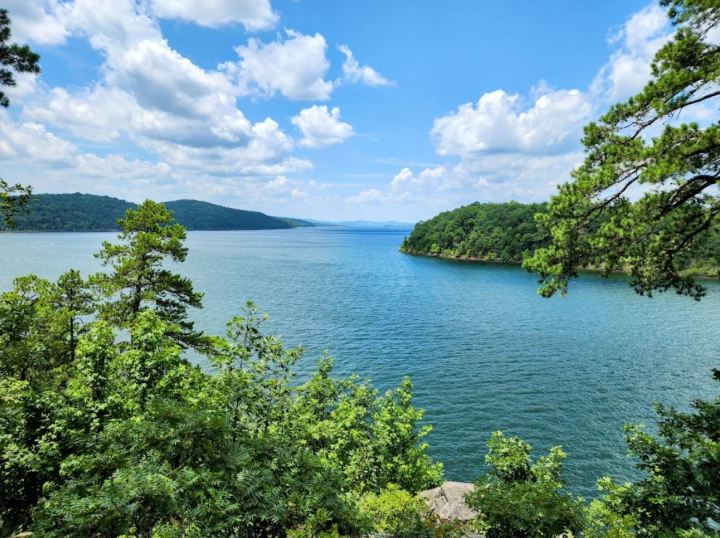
[1,227,718,497]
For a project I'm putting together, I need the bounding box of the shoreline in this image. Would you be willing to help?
[400,248,720,280]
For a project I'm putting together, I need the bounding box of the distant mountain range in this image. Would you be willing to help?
[2,193,315,232]
[307,219,415,229]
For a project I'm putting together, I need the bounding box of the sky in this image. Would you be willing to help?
[2,0,677,222]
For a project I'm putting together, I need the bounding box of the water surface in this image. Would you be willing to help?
[2,227,718,496]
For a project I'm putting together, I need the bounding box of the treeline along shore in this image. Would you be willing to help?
[0,193,315,232]
[401,202,720,279]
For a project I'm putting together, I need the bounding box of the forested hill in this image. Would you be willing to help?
[401,201,720,276]
[401,202,550,263]
[2,193,313,231]
[163,199,300,230]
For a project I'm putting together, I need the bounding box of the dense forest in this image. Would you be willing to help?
[1,193,312,232]
[401,202,549,263]
[402,202,720,277]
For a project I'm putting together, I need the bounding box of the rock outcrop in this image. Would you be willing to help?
[419,481,477,522]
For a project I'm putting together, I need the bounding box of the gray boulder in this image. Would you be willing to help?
[419,481,477,522]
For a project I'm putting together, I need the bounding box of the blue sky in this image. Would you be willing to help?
[3,0,673,221]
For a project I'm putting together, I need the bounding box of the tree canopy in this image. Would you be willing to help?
[521,1,720,535]
[0,8,39,109]
[401,202,550,263]
[92,200,206,350]
[402,201,720,278]
[0,9,38,228]
[2,0,720,535]
[524,0,720,300]
[0,202,444,537]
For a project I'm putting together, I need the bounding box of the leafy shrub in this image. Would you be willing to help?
[359,484,432,537]
[466,431,585,537]
[0,202,443,536]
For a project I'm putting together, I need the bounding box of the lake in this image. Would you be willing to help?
[1,227,718,497]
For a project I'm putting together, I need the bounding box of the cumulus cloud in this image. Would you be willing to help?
[229,30,334,100]
[292,105,353,149]
[591,4,672,102]
[0,109,176,197]
[68,0,160,51]
[432,86,592,157]
[149,0,277,30]
[2,0,691,221]
[5,0,318,204]
[0,0,402,218]
[355,3,675,216]
[3,0,70,45]
[338,45,392,87]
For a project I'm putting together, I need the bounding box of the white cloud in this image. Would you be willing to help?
[591,4,672,102]
[67,0,160,51]
[107,38,236,119]
[292,105,353,148]
[149,0,277,30]
[338,45,392,87]
[25,87,131,142]
[5,0,315,203]
[3,1,701,222]
[347,188,383,204]
[432,87,592,157]
[3,0,70,45]
[229,30,334,100]
[0,115,76,162]
[0,109,176,197]
[371,3,676,217]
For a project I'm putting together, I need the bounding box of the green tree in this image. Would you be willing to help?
[92,200,205,349]
[0,8,39,227]
[586,379,720,536]
[358,484,433,538]
[402,202,549,263]
[0,259,443,536]
[0,179,31,229]
[523,1,720,534]
[50,270,95,363]
[524,0,720,300]
[1,202,444,536]
[465,432,585,537]
[0,8,39,108]
[0,275,61,382]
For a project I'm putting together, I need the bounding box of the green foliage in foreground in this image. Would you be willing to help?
[1,197,718,537]
[0,201,442,537]
[524,0,720,299]
[466,432,585,537]
[91,200,205,351]
[519,0,720,536]
[586,370,720,537]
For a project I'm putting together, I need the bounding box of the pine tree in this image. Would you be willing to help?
[92,200,206,349]
[0,9,38,227]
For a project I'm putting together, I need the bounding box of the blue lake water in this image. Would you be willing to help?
[1,227,718,497]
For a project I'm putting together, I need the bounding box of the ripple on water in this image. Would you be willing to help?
[1,228,718,497]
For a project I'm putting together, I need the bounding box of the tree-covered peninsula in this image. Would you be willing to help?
[402,201,720,278]
[401,202,549,263]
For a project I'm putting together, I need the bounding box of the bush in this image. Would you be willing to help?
[466,431,585,537]
[359,484,432,537]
